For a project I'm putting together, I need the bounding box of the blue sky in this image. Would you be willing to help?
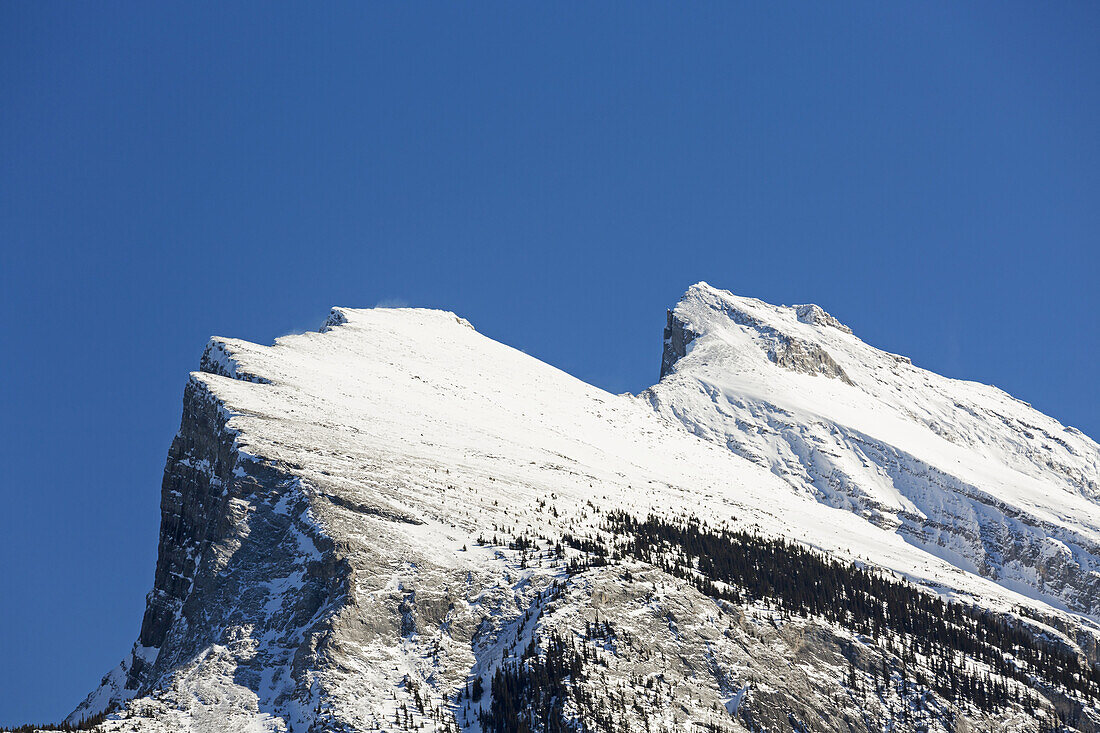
[1,2,1098,724]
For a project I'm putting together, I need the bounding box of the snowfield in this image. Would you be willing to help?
[54,284,1100,732]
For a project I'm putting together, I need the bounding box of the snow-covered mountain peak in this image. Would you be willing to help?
[62,290,1100,732]
[661,282,856,385]
[677,281,852,339]
[651,283,1100,617]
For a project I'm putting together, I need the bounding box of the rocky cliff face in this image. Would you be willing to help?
[659,309,696,380]
[69,357,347,730]
[66,295,1100,732]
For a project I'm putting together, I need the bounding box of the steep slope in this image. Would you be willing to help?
[64,298,1099,732]
[647,283,1100,615]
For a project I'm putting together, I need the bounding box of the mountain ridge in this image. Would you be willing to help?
[648,283,1100,618]
[54,286,1100,732]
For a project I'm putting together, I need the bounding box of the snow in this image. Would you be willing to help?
[649,283,1100,615]
[69,290,1100,731]
[723,683,750,714]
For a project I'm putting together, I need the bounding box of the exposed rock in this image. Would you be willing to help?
[795,303,853,333]
[766,332,855,384]
[660,309,697,379]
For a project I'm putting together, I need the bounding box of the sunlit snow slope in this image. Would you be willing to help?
[65,289,1100,732]
[647,283,1100,615]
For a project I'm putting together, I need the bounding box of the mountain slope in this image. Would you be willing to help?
[647,283,1100,615]
[63,292,1100,732]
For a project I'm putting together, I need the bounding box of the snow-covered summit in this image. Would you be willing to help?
[650,282,1100,614]
[64,289,1100,732]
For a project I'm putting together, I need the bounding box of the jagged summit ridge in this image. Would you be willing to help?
[649,282,1100,616]
[661,283,855,384]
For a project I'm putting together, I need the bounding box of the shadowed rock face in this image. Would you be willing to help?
[660,309,697,380]
[70,376,349,728]
[132,379,238,680]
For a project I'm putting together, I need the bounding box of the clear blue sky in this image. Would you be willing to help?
[1,2,1097,724]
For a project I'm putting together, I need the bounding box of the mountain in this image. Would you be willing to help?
[648,284,1100,615]
[57,284,1099,732]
